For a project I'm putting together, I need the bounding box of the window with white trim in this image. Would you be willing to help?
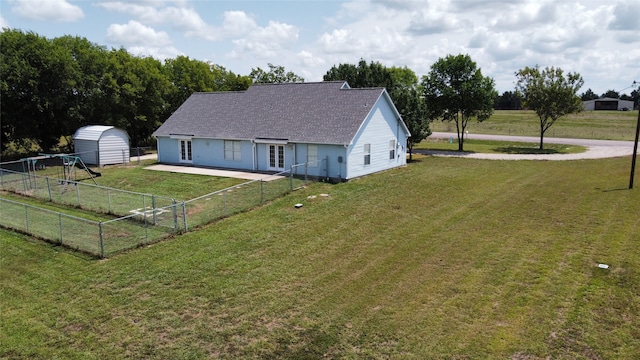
[224,140,242,161]
[364,143,371,165]
[389,139,396,159]
[307,144,318,167]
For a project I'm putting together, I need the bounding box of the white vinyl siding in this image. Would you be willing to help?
[224,140,242,161]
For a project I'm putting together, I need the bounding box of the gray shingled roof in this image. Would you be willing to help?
[153,81,395,145]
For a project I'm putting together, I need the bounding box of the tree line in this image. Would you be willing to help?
[2,28,594,159]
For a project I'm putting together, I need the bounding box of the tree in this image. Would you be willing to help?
[323,59,393,89]
[515,66,584,149]
[0,29,77,153]
[394,86,430,160]
[387,66,430,160]
[249,63,304,83]
[494,91,522,110]
[421,54,497,151]
[601,89,620,99]
[325,61,430,158]
[580,88,599,101]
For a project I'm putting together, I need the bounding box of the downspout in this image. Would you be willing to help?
[396,119,400,163]
[252,140,257,171]
[342,144,349,180]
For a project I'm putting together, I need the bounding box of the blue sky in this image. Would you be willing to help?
[2,0,639,95]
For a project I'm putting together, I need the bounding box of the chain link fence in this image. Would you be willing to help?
[0,158,326,258]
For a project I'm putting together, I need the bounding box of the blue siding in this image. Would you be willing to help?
[157,136,180,164]
[346,97,408,179]
[156,92,408,181]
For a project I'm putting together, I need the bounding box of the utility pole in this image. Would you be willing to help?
[630,80,639,189]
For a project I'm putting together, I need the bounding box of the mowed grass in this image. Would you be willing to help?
[2,155,640,359]
[431,109,639,140]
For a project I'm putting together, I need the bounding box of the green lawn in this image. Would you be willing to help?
[430,110,639,140]
[2,155,639,358]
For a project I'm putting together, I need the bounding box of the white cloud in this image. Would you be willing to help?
[0,16,8,29]
[608,1,640,30]
[127,45,182,61]
[10,0,84,22]
[219,10,257,36]
[407,8,461,35]
[106,20,172,47]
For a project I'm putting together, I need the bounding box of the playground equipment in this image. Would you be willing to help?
[20,156,47,191]
[56,154,100,193]
[20,154,101,194]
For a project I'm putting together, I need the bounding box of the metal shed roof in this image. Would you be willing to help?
[73,125,120,141]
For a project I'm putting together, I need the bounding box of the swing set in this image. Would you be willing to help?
[21,154,101,193]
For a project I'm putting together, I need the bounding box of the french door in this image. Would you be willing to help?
[179,140,192,163]
[268,144,285,171]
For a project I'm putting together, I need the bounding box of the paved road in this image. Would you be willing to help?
[420,132,638,160]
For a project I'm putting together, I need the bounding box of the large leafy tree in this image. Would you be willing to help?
[388,66,431,160]
[323,59,393,89]
[601,89,620,99]
[250,63,304,83]
[1,29,78,152]
[52,35,111,148]
[422,54,497,151]
[165,57,250,115]
[494,91,522,110]
[515,66,584,149]
[580,88,599,101]
[324,61,431,158]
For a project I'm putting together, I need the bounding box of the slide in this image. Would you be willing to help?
[75,162,102,177]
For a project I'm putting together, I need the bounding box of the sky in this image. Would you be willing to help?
[1,0,639,95]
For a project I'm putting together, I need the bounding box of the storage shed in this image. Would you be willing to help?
[73,125,130,166]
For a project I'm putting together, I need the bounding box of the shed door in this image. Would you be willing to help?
[268,144,285,171]
[179,140,192,163]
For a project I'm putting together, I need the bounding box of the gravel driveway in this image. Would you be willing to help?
[420,132,638,161]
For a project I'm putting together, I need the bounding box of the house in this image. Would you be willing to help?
[73,125,130,166]
[583,97,634,111]
[152,81,410,181]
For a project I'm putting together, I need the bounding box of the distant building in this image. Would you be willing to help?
[583,97,634,111]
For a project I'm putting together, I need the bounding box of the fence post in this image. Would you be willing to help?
[25,204,29,232]
[137,147,141,165]
[76,182,80,206]
[107,188,112,213]
[122,149,126,165]
[58,213,63,244]
[290,166,294,191]
[305,162,308,186]
[144,207,149,245]
[182,202,188,232]
[172,199,178,231]
[99,222,104,258]
[260,180,264,204]
[22,172,27,193]
[46,176,52,202]
[223,191,227,215]
[152,194,157,225]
